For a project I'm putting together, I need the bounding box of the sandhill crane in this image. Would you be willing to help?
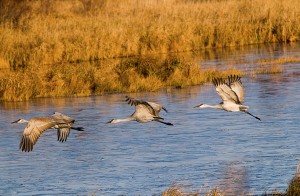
[194,75,261,120]
[12,112,84,152]
[107,96,173,126]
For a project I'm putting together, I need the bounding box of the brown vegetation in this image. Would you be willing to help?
[1,0,300,67]
[253,57,300,75]
[0,0,299,101]
[0,56,243,101]
[162,185,222,196]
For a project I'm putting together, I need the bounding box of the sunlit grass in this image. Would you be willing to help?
[286,162,300,196]
[256,65,284,74]
[0,0,299,101]
[0,56,243,101]
[162,185,223,196]
[1,0,300,68]
[256,57,300,65]
[248,56,300,76]
[286,176,300,196]
[253,57,300,75]
[0,57,9,69]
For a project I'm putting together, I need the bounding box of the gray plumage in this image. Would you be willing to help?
[194,75,260,120]
[12,112,84,152]
[107,96,173,125]
[125,96,168,116]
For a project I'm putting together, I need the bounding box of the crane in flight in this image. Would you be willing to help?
[194,75,261,121]
[12,112,84,152]
[107,96,173,125]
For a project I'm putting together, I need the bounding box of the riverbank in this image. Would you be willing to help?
[1,54,297,101]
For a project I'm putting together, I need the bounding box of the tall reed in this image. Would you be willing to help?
[0,56,242,101]
[0,0,299,101]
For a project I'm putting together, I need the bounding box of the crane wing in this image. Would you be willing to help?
[57,128,71,142]
[148,102,168,114]
[135,101,157,116]
[126,96,154,114]
[228,75,244,104]
[52,112,75,124]
[125,96,142,106]
[52,112,75,142]
[213,77,240,104]
[19,117,58,152]
[125,96,167,116]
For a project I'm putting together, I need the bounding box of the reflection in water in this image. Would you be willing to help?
[197,42,300,63]
[221,161,249,196]
[0,44,300,195]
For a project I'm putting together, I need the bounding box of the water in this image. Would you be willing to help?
[1,43,300,195]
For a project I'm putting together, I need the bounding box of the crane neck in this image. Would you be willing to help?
[110,117,135,123]
[12,119,30,124]
[200,104,223,110]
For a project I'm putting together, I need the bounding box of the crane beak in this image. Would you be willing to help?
[193,104,203,108]
[106,119,114,124]
[11,119,20,124]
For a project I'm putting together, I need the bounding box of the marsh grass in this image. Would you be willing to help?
[1,0,300,68]
[1,0,299,101]
[161,182,289,196]
[0,56,243,101]
[254,57,300,75]
[286,176,300,196]
[256,65,284,74]
[256,57,300,65]
[162,185,222,196]
[286,161,300,196]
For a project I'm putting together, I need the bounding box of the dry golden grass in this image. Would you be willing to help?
[256,57,300,65]
[0,56,243,101]
[253,56,300,75]
[162,185,223,196]
[256,65,284,74]
[0,0,299,101]
[161,183,287,196]
[248,56,300,76]
[1,0,300,68]
[0,57,9,69]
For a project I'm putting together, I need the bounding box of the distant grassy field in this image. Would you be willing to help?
[0,0,299,101]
